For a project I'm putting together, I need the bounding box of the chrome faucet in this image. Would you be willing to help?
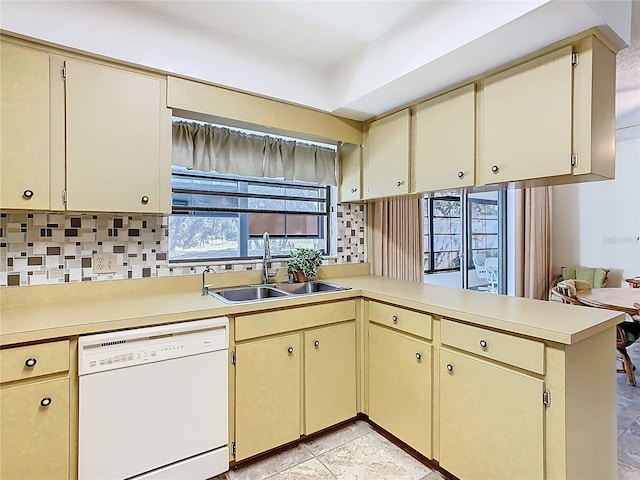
[262,232,271,285]
[262,232,279,285]
[202,265,215,295]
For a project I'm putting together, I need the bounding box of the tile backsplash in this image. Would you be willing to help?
[0,204,367,287]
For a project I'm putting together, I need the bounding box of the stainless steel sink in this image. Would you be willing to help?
[207,281,350,303]
[274,281,350,295]
[209,286,289,303]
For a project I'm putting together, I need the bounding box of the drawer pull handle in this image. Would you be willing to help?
[479,339,488,349]
[40,397,52,407]
[416,353,422,361]
[491,165,499,174]
[314,340,320,348]
[392,315,398,323]
[457,171,464,179]
[25,358,37,368]
[287,346,294,355]
[141,195,150,204]
[23,189,34,199]
[446,363,454,372]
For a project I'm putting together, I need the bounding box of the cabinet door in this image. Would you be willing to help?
[414,84,475,193]
[440,349,544,480]
[339,143,362,202]
[304,322,356,434]
[235,334,300,460]
[368,324,432,457]
[65,59,170,213]
[0,377,70,480]
[479,46,573,184]
[0,43,52,210]
[363,109,410,199]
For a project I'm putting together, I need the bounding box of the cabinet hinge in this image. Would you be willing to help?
[571,152,579,168]
[571,51,579,67]
[231,441,236,456]
[60,65,66,81]
[231,351,236,365]
[543,389,552,408]
[61,190,67,205]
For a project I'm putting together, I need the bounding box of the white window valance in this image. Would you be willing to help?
[172,121,337,186]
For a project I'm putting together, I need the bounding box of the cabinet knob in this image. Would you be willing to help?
[287,346,294,355]
[25,358,37,368]
[23,190,34,199]
[446,363,454,372]
[314,340,320,348]
[457,171,464,179]
[141,195,150,204]
[491,165,499,174]
[416,353,422,361]
[392,315,398,323]
[396,181,404,187]
[351,188,357,193]
[40,397,52,407]
[479,339,488,349]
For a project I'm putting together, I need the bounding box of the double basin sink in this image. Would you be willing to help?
[207,280,350,303]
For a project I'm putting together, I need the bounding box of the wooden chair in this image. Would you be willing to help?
[548,266,609,301]
[552,281,638,385]
[616,321,637,386]
[625,277,640,289]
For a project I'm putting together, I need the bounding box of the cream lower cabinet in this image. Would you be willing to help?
[304,322,356,435]
[0,340,71,480]
[439,349,544,480]
[368,323,432,457]
[234,301,357,461]
[235,333,301,461]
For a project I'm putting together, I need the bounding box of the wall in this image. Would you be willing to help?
[0,204,367,287]
[552,130,640,286]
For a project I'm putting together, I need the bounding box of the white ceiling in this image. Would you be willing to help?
[0,0,637,129]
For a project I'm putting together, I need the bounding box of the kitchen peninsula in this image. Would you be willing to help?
[0,266,623,479]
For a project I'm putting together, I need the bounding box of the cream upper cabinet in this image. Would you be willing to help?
[0,42,65,210]
[368,323,432,457]
[339,143,362,202]
[363,109,410,199]
[235,333,301,461]
[414,84,475,193]
[304,322,356,435]
[439,348,544,480]
[478,36,615,186]
[479,45,574,184]
[65,59,171,213]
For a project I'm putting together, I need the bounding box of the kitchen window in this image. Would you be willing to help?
[169,167,333,262]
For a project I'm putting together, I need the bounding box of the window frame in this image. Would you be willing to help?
[424,195,462,273]
[169,168,332,263]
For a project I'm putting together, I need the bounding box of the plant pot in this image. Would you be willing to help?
[294,270,311,283]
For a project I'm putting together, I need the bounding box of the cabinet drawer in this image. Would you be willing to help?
[368,301,432,339]
[0,340,70,384]
[236,301,356,341]
[441,319,544,374]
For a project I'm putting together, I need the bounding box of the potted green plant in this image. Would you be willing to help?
[287,247,323,282]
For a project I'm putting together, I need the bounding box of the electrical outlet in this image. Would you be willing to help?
[93,253,118,274]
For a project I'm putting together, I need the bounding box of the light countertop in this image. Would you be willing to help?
[0,271,624,347]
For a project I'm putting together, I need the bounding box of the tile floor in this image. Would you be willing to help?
[214,342,640,480]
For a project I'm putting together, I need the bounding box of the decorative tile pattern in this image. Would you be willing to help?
[0,210,361,286]
[336,203,366,264]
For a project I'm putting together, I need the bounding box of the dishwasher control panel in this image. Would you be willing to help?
[78,317,228,375]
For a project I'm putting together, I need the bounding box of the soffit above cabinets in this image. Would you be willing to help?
[0,0,635,126]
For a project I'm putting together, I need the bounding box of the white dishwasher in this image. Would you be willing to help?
[78,317,229,480]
